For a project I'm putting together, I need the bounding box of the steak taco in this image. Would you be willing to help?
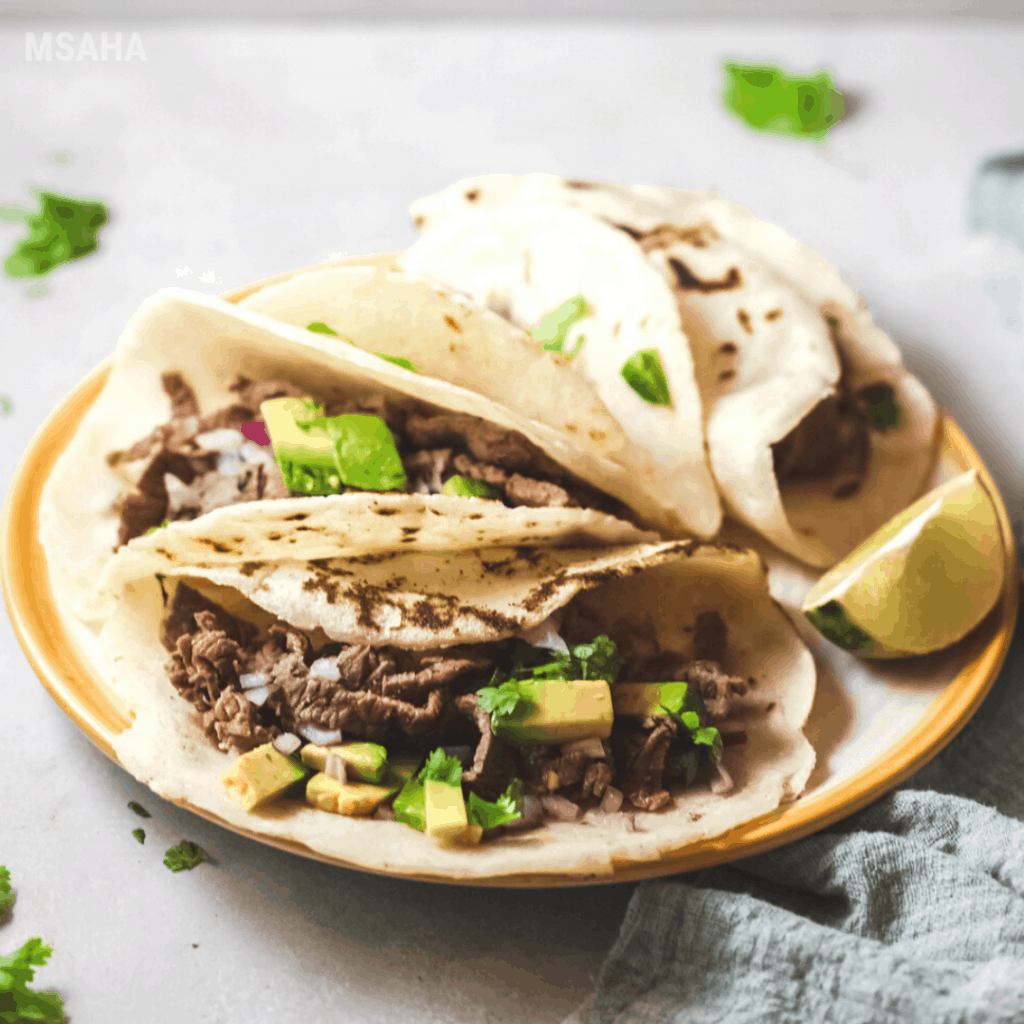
[40,286,685,622]
[97,538,816,879]
[404,174,940,567]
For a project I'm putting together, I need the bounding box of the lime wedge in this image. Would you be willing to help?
[802,469,1005,657]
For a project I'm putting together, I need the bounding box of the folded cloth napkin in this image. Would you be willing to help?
[566,607,1024,1024]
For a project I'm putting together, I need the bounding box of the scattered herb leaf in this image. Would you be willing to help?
[418,748,463,788]
[722,61,844,140]
[476,678,527,719]
[374,353,417,372]
[4,191,108,279]
[0,398,9,416]
[128,801,151,818]
[521,635,623,685]
[0,868,12,918]
[163,841,206,873]
[658,684,724,756]
[467,780,523,831]
[306,321,339,336]
[621,350,671,405]
[531,296,589,358]
[145,520,169,536]
[442,475,497,499]
[132,829,145,845]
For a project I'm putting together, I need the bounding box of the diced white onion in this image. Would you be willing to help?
[309,658,341,682]
[239,672,268,690]
[298,725,343,745]
[194,428,245,451]
[272,733,302,757]
[518,615,569,653]
[325,751,348,786]
[245,685,271,706]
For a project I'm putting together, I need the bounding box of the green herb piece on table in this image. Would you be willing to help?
[164,841,206,873]
[0,398,11,416]
[128,801,151,818]
[4,191,108,279]
[374,353,417,372]
[722,62,844,140]
[531,296,589,358]
[0,868,13,918]
[306,321,339,336]
[621,350,671,406]
[132,829,146,845]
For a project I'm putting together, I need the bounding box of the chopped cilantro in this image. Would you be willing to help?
[861,384,901,431]
[375,353,417,372]
[128,801,151,818]
[0,868,66,1024]
[722,61,844,140]
[524,635,623,685]
[0,868,12,919]
[805,601,875,654]
[163,841,206,873]
[145,520,169,536]
[0,398,11,416]
[467,780,523,831]
[442,475,498,499]
[4,191,107,279]
[621,350,671,406]
[306,321,339,336]
[418,748,463,788]
[477,678,527,719]
[658,682,723,756]
[531,296,589,358]
[132,828,146,845]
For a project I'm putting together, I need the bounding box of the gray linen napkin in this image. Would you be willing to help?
[567,607,1024,1024]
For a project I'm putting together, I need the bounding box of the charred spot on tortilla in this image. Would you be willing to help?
[719,342,738,355]
[239,561,265,577]
[413,215,425,229]
[668,257,743,293]
[375,509,399,516]
[764,308,783,321]
[564,179,597,190]
[613,222,644,240]
[468,514,484,521]
[736,309,753,334]
[719,370,736,383]
[465,190,479,202]
[284,513,310,522]
[444,316,461,333]
[197,538,234,554]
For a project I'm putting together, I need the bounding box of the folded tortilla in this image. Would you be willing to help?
[407,175,940,566]
[97,539,816,880]
[40,288,674,623]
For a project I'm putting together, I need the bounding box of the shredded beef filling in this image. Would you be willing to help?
[163,586,748,814]
[113,373,629,544]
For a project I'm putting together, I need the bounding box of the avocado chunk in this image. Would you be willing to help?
[424,780,469,841]
[491,679,613,745]
[391,777,427,832]
[305,773,399,816]
[221,743,308,812]
[336,742,389,783]
[611,682,697,720]
[260,397,407,495]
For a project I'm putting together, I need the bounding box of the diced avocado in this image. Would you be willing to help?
[424,780,469,840]
[315,415,407,492]
[305,773,398,816]
[221,743,308,812]
[442,475,498,499]
[336,742,388,783]
[392,777,426,831]
[612,682,695,720]
[491,680,613,745]
[261,397,338,495]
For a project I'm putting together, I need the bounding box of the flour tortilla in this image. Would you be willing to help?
[397,207,722,539]
[39,288,659,623]
[98,540,816,880]
[409,175,940,566]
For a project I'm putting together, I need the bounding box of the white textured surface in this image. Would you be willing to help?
[2,19,1023,1024]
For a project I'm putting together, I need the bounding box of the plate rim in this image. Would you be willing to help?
[3,360,1019,887]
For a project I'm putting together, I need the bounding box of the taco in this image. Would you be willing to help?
[404,174,940,567]
[40,286,686,622]
[97,537,816,879]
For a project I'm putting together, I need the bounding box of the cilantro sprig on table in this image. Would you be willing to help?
[163,841,206,873]
[0,866,66,1024]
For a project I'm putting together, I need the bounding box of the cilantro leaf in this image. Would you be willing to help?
[306,321,339,336]
[722,61,844,140]
[132,829,146,845]
[620,350,672,406]
[163,841,206,873]
[467,780,524,831]
[374,353,417,372]
[657,683,724,757]
[0,938,67,1024]
[516,635,623,686]
[0,868,13,919]
[4,191,107,279]
[418,748,463,788]
[531,296,589,358]
[127,801,150,818]
[476,679,526,719]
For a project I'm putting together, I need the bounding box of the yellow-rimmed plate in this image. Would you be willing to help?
[2,359,1018,886]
